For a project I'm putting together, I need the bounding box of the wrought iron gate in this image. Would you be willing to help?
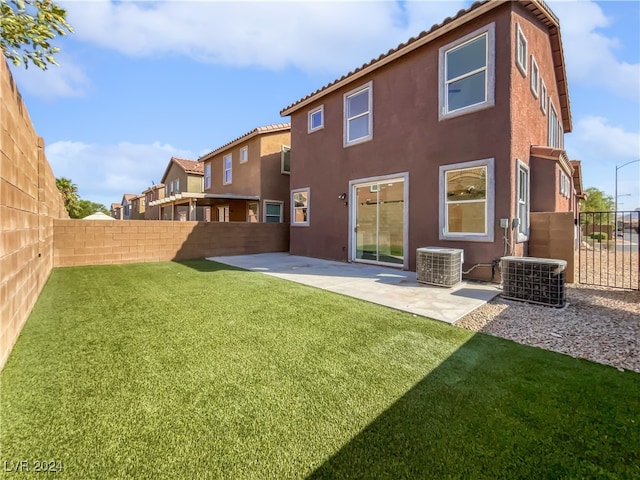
[578,211,639,290]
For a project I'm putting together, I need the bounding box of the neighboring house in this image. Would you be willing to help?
[150,157,205,221]
[83,212,116,221]
[197,124,291,223]
[143,183,165,220]
[130,194,146,220]
[110,203,122,220]
[120,194,136,220]
[280,0,580,278]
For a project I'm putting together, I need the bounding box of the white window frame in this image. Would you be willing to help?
[540,80,547,115]
[263,200,283,223]
[281,145,291,175]
[217,205,229,222]
[308,105,324,133]
[549,100,563,149]
[439,158,495,242]
[560,171,570,199]
[291,187,310,227]
[223,154,232,185]
[240,146,248,164]
[516,23,527,76]
[246,201,259,223]
[438,23,495,120]
[204,163,211,190]
[516,160,530,243]
[175,178,180,193]
[530,55,539,98]
[343,81,373,147]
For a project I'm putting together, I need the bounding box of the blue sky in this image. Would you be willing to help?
[10,0,640,210]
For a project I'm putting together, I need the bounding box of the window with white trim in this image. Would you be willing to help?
[223,154,232,185]
[530,55,539,97]
[516,23,527,76]
[175,178,180,193]
[560,171,570,198]
[439,23,495,119]
[344,82,372,146]
[516,161,530,242]
[247,202,258,223]
[549,101,563,148]
[308,105,324,133]
[281,145,290,174]
[263,201,283,223]
[240,146,248,164]
[204,163,211,189]
[439,158,495,242]
[540,80,547,114]
[291,188,310,226]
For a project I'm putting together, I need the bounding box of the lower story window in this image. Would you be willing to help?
[516,160,529,242]
[247,202,258,223]
[291,188,310,226]
[264,201,283,223]
[439,158,495,242]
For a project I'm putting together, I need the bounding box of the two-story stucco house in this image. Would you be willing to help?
[151,157,206,221]
[280,0,581,279]
[120,194,136,220]
[197,124,291,223]
[130,194,146,220]
[142,183,165,220]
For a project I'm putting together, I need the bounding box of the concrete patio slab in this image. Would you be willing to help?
[207,253,500,323]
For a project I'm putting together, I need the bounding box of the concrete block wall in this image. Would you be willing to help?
[54,220,289,267]
[1,60,68,369]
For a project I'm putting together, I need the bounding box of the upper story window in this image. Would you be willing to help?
[560,171,571,198]
[240,146,248,164]
[204,163,211,189]
[439,23,495,120]
[175,179,180,193]
[516,23,527,76]
[308,105,324,133]
[540,80,547,115]
[439,158,495,242]
[291,188,310,226]
[344,82,373,147]
[549,101,563,149]
[530,55,539,98]
[281,145,291,174]
[223,154,232,185]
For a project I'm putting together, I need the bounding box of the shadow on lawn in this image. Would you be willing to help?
[307,333,640,479]
[172,259,246,273]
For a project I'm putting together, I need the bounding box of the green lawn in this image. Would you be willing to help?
[1,260,638,479]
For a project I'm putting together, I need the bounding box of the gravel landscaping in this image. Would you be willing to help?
[457,251,639,373]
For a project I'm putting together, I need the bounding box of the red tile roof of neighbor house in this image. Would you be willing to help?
[198,123,291,162]
[110,203,121,210]
[280,0,571,132]
[142,183,165,194]
[122,194,136,202]
[160,157,203,184]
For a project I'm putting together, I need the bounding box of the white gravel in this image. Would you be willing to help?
[457,257,639,373]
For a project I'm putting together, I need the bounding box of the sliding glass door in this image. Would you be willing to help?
[353,178,405,266]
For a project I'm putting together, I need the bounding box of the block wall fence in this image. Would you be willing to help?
[0,60,68,370]
[53,220,289,267]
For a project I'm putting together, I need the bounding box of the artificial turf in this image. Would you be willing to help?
[1,260,638,479]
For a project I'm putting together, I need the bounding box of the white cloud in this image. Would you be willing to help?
[45,140,195,207]
[62,1,468,74]
[9,54,90,101]
[569,116,640,161]
[549,0,640,101]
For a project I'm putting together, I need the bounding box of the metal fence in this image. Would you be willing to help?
[578,211,639,290]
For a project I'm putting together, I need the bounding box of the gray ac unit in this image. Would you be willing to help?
[501,256,567,307]
[416,247,464,287]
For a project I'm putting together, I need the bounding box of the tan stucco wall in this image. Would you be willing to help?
[53,220,289,267]
[0,60,67,369]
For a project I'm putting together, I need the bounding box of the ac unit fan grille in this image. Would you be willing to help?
[416,248,463,287]
[501,256,566,307]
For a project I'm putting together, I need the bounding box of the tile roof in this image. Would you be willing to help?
[570,160,584,196]
[110,203,121,209]
[160,157,202,184]
[280,0,571,131]
[122,194,136,202]
[173,157,204,175]
[198,123,291,162]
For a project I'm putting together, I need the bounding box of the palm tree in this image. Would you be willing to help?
[56,177,80,217]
